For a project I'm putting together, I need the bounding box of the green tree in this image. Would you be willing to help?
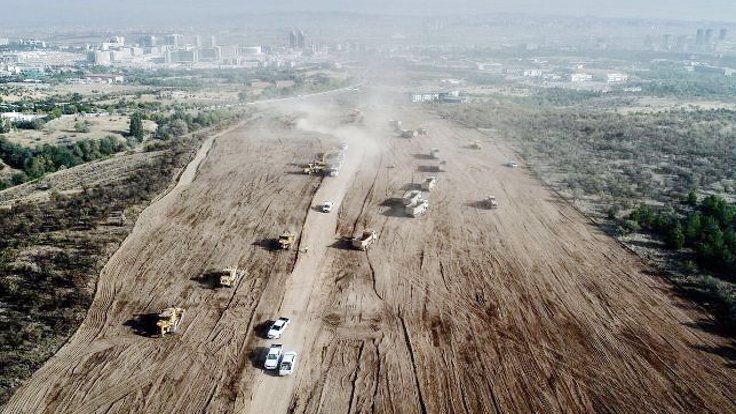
[129,112,144,142]
[686,190,698,206]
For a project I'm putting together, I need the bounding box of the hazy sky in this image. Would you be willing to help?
[2,0,736,26]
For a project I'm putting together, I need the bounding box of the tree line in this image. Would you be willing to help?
[0,136,127,189]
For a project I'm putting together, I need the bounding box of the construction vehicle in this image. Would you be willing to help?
[264,344,283,370]
[156,307,185,336]
[277,231,295,250]
[279,352,298,376]
[303,162,325,175]
[388,120,402,131]
[417,127,428,136]
[402,190,423,206]
[218,267,246,287]
[471,141,482,149]
[321,201,334,213]
[484,196,499,209]
[421,176,437,192]
[507,160,518,168]
[405,199,429,218]
[344,108,364,125]
[430,148,440,159]
[401,129,418,139]
[352,229,379,250]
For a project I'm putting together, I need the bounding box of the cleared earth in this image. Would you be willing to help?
[4,90,736,414]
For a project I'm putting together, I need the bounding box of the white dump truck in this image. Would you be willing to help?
[430,148,440,159]
[402,190,423,206]
[421,177,437,192]
[405,199,429,217]
[352,229,379,250]
[484,196,499,209]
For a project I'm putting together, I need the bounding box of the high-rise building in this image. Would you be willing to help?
[705,29,714,45]
[164,34,183,48]
[209,35,217,48]
[194,35,202,48]
[297,30,307,49]
[662,34,672,50]
[696,29,704,46]
[720,28,728,41]
[139,35,157,48]
[289,31,298,49]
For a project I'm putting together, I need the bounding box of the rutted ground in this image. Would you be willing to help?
[5,93,736,414]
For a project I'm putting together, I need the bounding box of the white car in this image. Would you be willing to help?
[267,317,290,339]
[507,160,518,168]
[321,201,334,213]
[279,352,298,376]
[264,344,283,370]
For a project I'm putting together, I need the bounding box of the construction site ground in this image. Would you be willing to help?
[5,90,736,414]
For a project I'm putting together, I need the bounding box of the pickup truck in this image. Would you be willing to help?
[264,344,283,370]
[267,317,290,339]
[279,352,298,376]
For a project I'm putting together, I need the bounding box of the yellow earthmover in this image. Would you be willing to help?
[219,267,246,287]
[278,231,295,250]
[156,307,185,336]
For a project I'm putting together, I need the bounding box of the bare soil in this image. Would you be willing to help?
[4,92,736,414]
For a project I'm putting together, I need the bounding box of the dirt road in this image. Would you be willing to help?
[4,91,736,414]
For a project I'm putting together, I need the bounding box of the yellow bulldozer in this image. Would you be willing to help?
[156,307,185,336]
[218,267,246,287]
[277,231,295,250]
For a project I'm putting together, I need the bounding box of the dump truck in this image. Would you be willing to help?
[401,129,418,139]
[405,199,429,218]
[388,120,403,131]
[430,148,440,159]
[421,177,437,192]
[352,229,379,250]
[219,267,246,287]
[417,127,428,136]
[484,196,499,209]
[277,231,295,250]
[402,190,423,206]
[437,160,447,172]
[471,141,482,149]
[156,307,185,336]
[344,108,364,125]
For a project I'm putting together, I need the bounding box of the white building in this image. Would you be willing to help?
[523,69,543,77]
[607,73,628,83]
[570,73,593,82]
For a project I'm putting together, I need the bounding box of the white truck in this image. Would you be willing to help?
[421,177,437,192]
[321,201,334,213]
[484,196,499,209]
[405,199,429,217]
[402,190,423,206]
[267,317,291,339]
[279,352,298,376]
[430,148,440,159]
[264,344,283,370]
